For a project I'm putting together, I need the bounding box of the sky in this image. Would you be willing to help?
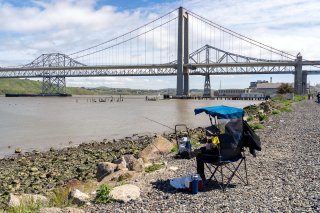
[0,0,320,89]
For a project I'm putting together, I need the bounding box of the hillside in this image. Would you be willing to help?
[0,79,205,96]
[0,79,95,95]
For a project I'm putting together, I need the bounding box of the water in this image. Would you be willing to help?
[0,96,261,157]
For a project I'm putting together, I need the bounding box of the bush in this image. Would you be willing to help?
[280,106,293,112]
[94,184,113,204]
[272,109,280,114]
[278,83,294,94]
[247,115,254,122]
[249,123,264,130]
[258,112,268,121]
[144,163,162,173]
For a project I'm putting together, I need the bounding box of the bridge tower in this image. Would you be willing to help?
[177,7,189,96]
[203,46,211,97]
[294,54,303,95]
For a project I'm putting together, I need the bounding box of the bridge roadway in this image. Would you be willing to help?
[1,61,320,78]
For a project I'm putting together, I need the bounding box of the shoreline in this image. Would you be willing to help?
[1,98,316,211]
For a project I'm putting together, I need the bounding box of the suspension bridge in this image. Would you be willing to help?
[0,7,319,96]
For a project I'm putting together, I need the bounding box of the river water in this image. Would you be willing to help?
[0,96,261,157]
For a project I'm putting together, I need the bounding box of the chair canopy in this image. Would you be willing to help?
[194,105,244,119]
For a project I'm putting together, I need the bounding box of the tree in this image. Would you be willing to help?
[277,83,294,94]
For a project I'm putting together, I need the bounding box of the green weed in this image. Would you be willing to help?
[144,163,162,173]
[94,184,113,204]
[249,123,264,130]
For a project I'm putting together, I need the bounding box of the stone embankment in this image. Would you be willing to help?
[87,101,320,212]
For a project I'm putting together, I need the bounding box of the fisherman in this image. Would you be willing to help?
[317,92,320,103]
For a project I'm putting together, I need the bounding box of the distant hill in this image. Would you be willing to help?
[0,79,95,95]
[0,78,205,96]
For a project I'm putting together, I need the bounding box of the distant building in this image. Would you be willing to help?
[249,80,268,89]
[216,89,246,97]
[253,83,284,97]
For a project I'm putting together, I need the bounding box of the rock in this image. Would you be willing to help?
[29,167,38,172]
[39,208,85,213]
[113,157,128,171]
[14,148,22,153]
[68,189,90,205]
[123,155,144,172]
[139,135,174,163]
[8,193,48,207]
[96,162,118,181]
[64,207,85,213]
[169,166,178,171]
[39,207,63,213]
[99,170,136,183]
[109,184,140,203]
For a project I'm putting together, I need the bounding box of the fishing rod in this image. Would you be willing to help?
[143,117,175,131]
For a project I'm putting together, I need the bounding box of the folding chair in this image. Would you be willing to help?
[202,146,248,191]
[194,105,258,191]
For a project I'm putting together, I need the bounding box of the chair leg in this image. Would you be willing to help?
[243,155,249,185]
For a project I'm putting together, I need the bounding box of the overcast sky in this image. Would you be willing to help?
[0,0,320,89]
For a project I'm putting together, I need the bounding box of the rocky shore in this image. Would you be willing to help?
[86,100,319,212]
[0,135,153,208]
[1,100,319,212]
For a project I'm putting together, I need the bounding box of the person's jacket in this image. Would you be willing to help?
[242,120,262,156]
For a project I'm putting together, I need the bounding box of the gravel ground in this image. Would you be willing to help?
[87,101,320,213]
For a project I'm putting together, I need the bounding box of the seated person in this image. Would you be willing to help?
[225,118,242,142]
[194,131,241,181]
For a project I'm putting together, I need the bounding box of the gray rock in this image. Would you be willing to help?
[96,162,118,181]
[123,155,144,172]
[14,148,22,153]
[8,193,48,207]
[109,184,140,203]
[63,207,85,213]
[39,207,63,213]
[68,189,90,205]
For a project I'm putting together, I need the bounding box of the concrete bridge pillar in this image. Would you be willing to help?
[302,72,307,94]
[294,55,303,95]
[177,7,189,96]
[203,47,211,97]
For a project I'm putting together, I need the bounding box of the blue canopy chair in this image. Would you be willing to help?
[194,105,249,191]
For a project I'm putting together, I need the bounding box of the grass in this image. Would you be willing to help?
[258,112,268,121]
[280,106,293,112]
[6,200,44,213]
[246,115,254,122]
[144,163,162,173]
[0,79,96,95]
[293,95,307,102]
[94,184,113,204]
[47,187,71,208]
[272,109,280,114]
[249,123,264,130]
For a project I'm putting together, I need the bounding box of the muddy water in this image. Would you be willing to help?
[0,96,261,157]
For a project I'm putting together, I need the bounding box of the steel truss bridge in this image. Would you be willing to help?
[0,7,319,96]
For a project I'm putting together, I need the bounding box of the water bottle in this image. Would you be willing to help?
[191,174,199,194]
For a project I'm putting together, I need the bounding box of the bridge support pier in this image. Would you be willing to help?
[294,55,303,95]
[42,76,66,95]
[203,46,211,97]
[177,7,189,96]
[302,72,307,94]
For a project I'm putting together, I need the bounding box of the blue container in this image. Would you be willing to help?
[191,174,199,194]
[185,139,192,153]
